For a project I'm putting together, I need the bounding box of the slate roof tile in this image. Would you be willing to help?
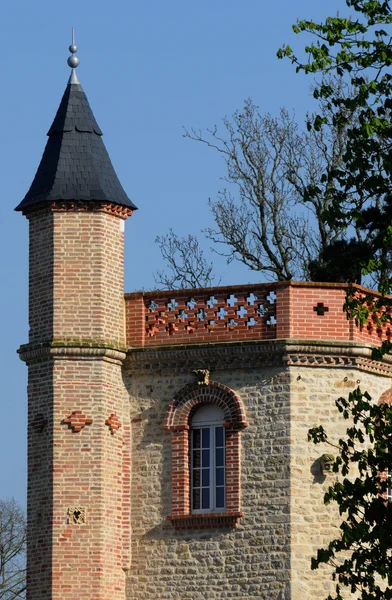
[16,81,137,211]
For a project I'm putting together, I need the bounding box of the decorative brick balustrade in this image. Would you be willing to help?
[125,282,392,348]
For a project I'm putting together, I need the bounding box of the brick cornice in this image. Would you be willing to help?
[125,339,392,376]
[23,200,133,220]
[18,340,127,365]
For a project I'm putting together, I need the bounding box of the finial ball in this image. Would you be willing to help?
[69,44,78,54]
[67,55,80,68]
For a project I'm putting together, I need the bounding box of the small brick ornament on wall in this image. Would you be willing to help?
[63,411,93,433]
[105,412,121,434]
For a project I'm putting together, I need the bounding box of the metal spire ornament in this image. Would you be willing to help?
[67,27,80,84]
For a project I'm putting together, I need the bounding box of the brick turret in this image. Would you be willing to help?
[17,57,135,599]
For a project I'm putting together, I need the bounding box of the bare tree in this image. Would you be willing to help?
[0,499,26,600]
[155,78,384,287]
[154,230,216,289]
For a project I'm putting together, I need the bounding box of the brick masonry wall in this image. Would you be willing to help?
[28,211,54,344]
[50,357,129,600]
[25,206,130,600]
[51,210,126,346]
[127,368,291,600]
[27,361,54,597]
[125,282,392,349]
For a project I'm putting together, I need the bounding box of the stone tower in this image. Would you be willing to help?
[16,44,136,599]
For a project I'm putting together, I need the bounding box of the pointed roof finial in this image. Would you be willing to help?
[67,28,80,84]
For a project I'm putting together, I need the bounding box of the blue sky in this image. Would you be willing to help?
[0,0,344,506]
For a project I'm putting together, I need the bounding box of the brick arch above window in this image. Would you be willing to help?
[378,387,392,405]
[164,381,248,431]
[377,387,392,502]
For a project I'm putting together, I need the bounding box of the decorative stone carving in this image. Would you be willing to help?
[63,411,93,433]
[192,369,210,386]
[320,453,335,474]
[67,506,86,524]
[105,413,121,435]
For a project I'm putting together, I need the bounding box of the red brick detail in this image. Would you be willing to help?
[105,412,121,435]
[30,413,48,433]
[126,282,392,349]
[379,388,392,406]
[24,200,133,220]
[168,512,243,529]
[125,284,277,347]
[63,411,93,433]
[165,382,246,521]
[164,381,248,431]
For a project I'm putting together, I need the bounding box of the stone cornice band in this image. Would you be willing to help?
[125,339,392,377]
[18,341,127,365]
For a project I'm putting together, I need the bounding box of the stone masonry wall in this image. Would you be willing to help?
[127,367,291,600]
[126,360,391,600]
[289,367,391,600]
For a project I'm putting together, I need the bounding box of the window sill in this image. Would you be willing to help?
[167,512,243,530]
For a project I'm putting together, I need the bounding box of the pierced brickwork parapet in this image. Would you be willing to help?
[164,380,247,431]
[140,286,277,345]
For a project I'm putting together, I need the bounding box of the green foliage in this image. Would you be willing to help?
[279,0,392,298]
[308,388,392,599]
[282,4,392,597]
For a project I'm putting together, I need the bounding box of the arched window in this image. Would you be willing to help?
[164,379,247,529]
[190,404,225,513]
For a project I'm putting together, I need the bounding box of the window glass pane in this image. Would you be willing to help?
[215,448,224,467]
[202,428,210,448]
[215,427,224,447]
[202,488,210,509]
[193,468,200,487]
[202,449,210,467]
[202,468,210,487]
[216,467,224,486]
[192,429,201,449]
[216,487,225,508]
[193,488,200,510]
[193,449,201,468]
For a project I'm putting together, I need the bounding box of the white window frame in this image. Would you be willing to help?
[190,405,226,514]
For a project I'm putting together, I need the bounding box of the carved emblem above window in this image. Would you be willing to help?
[192,369,210,386]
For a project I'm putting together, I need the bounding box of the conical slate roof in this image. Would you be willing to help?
[15,78,137,211]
